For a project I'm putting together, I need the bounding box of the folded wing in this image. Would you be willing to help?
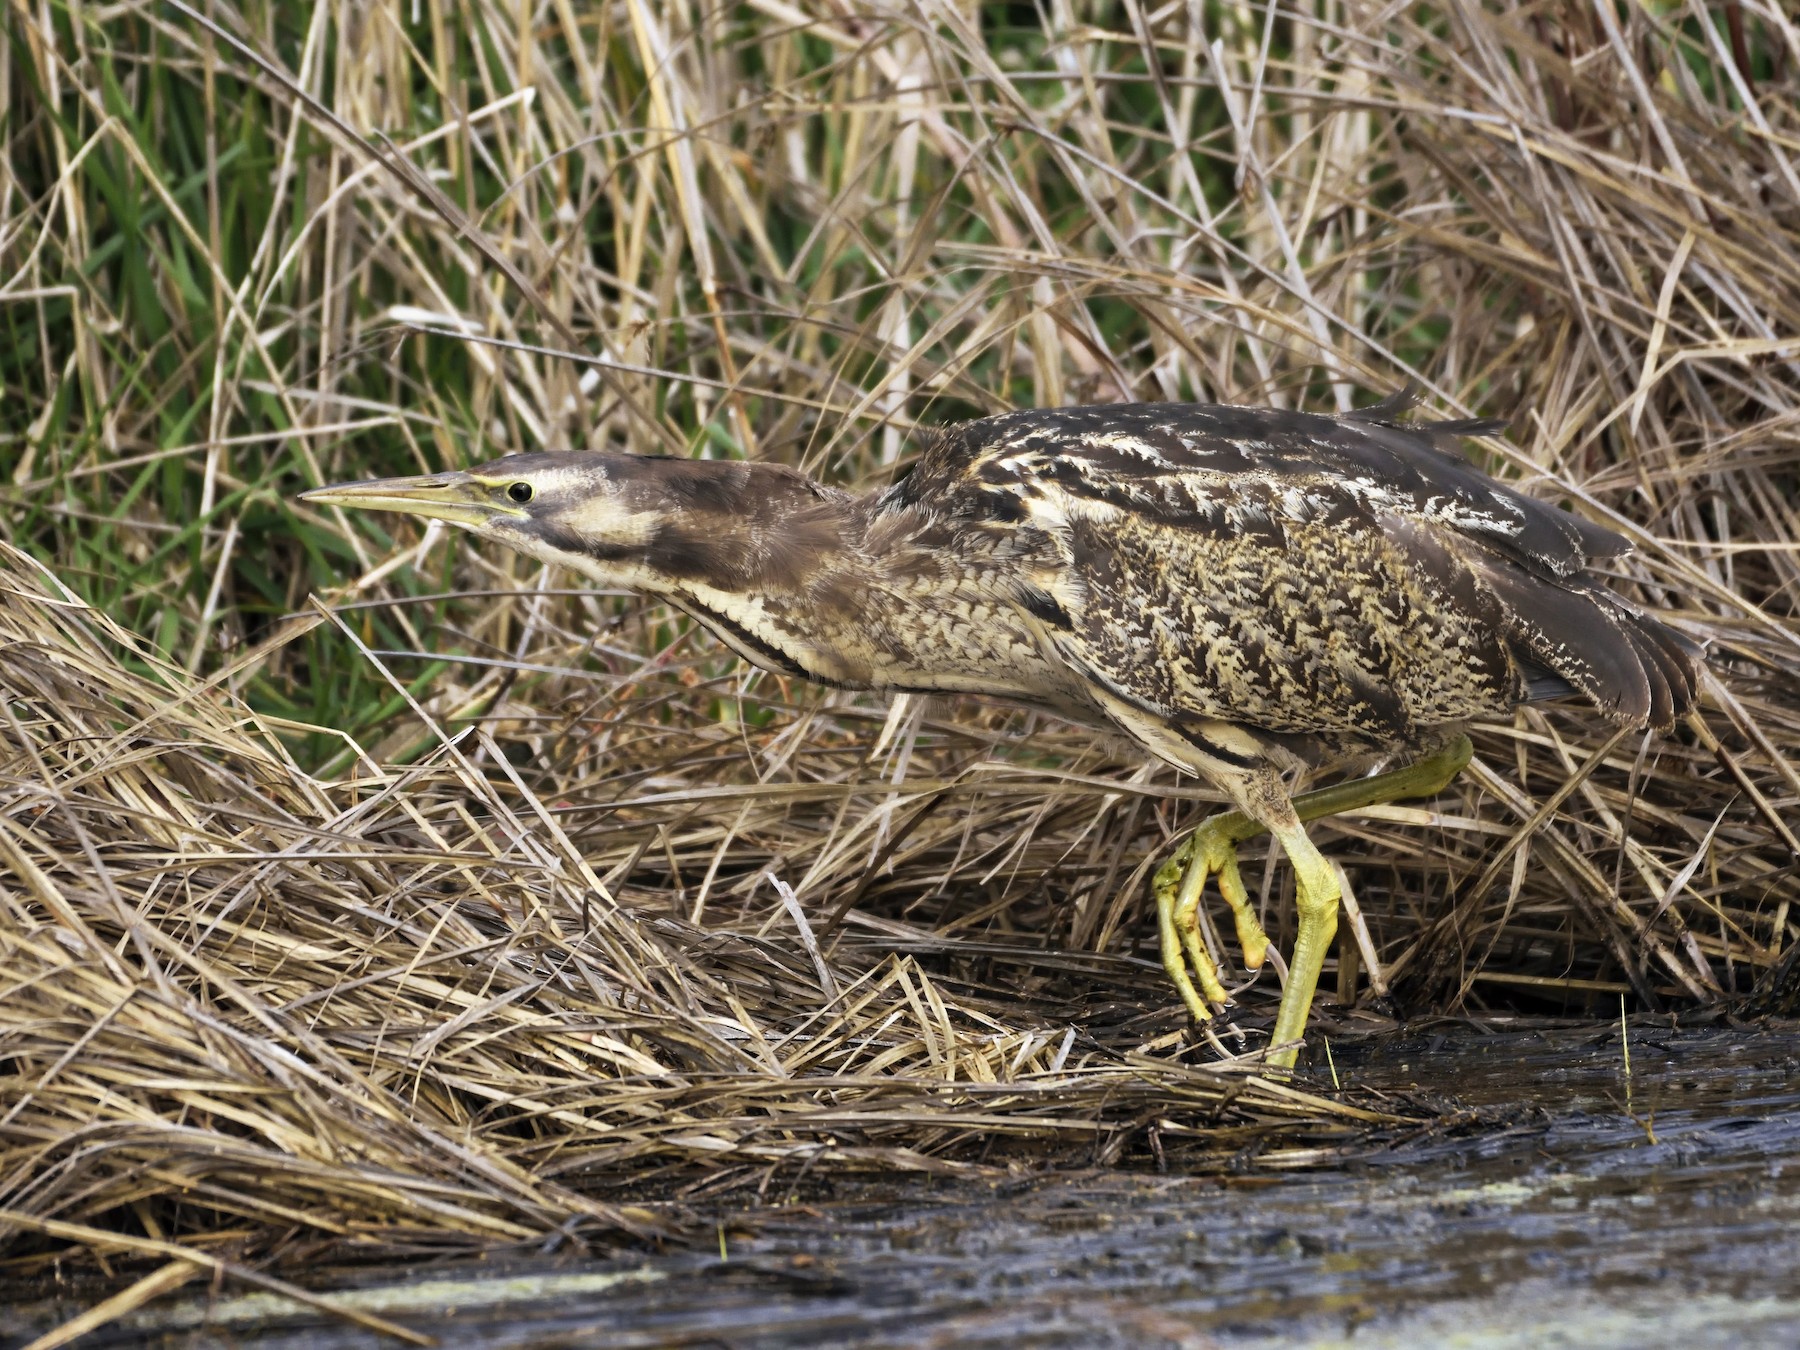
[893,400,1700,743]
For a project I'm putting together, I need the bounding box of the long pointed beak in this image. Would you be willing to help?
[299,472,510,529]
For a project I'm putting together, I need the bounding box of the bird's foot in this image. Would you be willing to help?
[1152,814,1273,1023]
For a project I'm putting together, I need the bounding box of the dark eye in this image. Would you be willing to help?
[507,481,534,504]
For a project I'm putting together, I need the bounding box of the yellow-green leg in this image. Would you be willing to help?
[1154,816,1264,1021]
[1154,735,1472,1065]
[1265,821,1339,1068]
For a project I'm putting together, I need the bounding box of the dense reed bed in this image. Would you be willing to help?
[0,0,1795,1287]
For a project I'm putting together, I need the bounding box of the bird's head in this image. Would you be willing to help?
[301,452,658,581]
[300,450,840,591]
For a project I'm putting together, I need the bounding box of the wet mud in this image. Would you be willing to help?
[9,1021,1799,1348]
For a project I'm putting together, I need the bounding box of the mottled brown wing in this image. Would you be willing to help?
[891,401,1698,739]
[897,400,1625,580]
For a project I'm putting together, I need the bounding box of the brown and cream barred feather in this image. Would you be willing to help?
[873,395,1702,762]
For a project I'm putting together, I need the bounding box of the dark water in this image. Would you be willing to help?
[12,1023,1800,1348]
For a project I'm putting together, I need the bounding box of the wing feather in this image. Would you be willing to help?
[888,399,1700,742]
[897,400,1622,579]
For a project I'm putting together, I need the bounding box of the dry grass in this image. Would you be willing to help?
[1,0,1797,1285]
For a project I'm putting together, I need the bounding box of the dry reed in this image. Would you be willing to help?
[0,0,1796,1283]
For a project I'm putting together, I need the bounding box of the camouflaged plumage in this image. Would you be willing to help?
[399,395,1700,784]
[859,396,1701,773]
[303,395,1705,1059]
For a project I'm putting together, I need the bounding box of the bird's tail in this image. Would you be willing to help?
[1486,566,1704,729]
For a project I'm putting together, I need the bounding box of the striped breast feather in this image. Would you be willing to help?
[896,397,1628,583]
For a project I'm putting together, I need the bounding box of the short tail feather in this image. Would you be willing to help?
[1624,609,1704,727]
[1485,564,1703,729]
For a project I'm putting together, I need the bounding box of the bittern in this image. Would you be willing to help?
[301,392,1701,1067]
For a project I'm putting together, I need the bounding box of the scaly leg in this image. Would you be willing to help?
[1265,818,1339,1069]
[1154,736,1472,1055]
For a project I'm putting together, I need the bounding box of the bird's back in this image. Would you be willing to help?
[878,398,1700,755]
